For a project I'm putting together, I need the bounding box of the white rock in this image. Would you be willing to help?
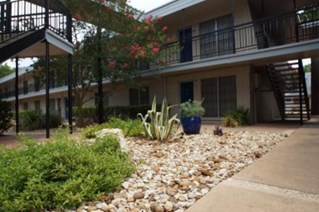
[96,128,128,152]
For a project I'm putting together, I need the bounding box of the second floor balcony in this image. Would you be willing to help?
[152,3,319,69]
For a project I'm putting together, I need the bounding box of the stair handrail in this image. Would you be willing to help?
[0,0,71,44]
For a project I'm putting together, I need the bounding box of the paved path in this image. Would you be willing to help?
[187,118,319,212]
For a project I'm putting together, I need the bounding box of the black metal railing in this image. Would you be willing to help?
[154,3,319,66]
[0,80,69,99]
[0,0,71,44]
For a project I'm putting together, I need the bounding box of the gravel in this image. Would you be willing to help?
[77,129,289,212]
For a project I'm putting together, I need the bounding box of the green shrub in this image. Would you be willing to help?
[223,107,250,127]
[80,118,143,138]
[106,117,144,137]
[0,101,13,135]
[19,110,62,131]
[19,110,44,131]
[79,123,109,139]
[49,112,63,128]
[0,131,134,211]
[73,105,162,124]
[104,105,154,120]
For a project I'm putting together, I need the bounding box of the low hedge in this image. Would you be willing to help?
[0,131,135,211]
[19,110,62,131]
[73,105,159,122]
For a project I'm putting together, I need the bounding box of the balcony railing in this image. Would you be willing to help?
[0,80,69,99]
[155,3,319,66]
[0,0,71,44]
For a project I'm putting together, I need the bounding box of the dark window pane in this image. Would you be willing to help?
[219,76,237,116]
[201,78,218,117]
[23,81,28,94]
[140,87,149,105]
[129,88,139,106]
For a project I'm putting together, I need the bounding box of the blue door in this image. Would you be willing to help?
[180,82,194,103]
[179,28,193,62]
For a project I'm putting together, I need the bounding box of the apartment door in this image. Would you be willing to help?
[180,82,194,103]
[179,28,193,62]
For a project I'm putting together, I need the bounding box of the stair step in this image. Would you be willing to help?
[268,67,299,72]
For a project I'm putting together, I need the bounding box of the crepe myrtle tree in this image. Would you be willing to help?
[35,0,169,126]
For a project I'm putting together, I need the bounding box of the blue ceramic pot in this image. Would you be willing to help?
[181,116,202,135]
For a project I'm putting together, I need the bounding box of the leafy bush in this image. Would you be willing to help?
[0,131,134,211]
[73,105,161,124]
[49,112,63,128]
[19,110,44,131]
[0,101,13,135]
[19,110,62,131]
[180,100,205,117]
[138,97,180,141]
[106,117,144,137]
[223,107,250,127]
[80,123,109,139]
[80,118,143,138]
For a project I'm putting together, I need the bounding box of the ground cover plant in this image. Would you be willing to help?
[80,117,144,139]
[0,130,135,211]
[223,107,250,127]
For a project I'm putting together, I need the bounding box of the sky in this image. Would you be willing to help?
[128,0,171,12]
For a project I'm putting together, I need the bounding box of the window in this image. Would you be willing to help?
[23,81,28,94]
[34,101,41,111]
[200,14,234,58]
[23,102,28,110]
[49,99,56,112]
[95,92,109,107]
[129,87,150,105]
[201,76,237,117]
[34,77,41,92]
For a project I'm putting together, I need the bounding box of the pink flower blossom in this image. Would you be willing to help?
[162,26,168,32]
[121,63,129,69]
[108,60,116,69]
[75,13,81,21]
[152,47,160,55]
[127,13,134,19]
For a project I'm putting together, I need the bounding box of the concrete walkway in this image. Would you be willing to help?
[187,118,319,212]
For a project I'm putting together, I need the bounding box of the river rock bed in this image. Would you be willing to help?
[78,130,289,212]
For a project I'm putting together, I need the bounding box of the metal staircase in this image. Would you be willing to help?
[0,0,72,63]
[268,60,310,123]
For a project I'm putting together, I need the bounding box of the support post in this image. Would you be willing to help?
[45,41,50,138]
[97,27,104,124]
[311,57,319,115]
[298,60,303,125]
[15,57,19,134]
[66,12,73,134]
[68,54,73,133]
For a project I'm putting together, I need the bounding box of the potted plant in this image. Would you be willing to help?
[180,99,205,134]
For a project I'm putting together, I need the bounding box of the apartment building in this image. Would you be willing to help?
[1,0,319,125]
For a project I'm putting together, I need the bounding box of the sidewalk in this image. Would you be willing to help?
[187,118,319,212]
